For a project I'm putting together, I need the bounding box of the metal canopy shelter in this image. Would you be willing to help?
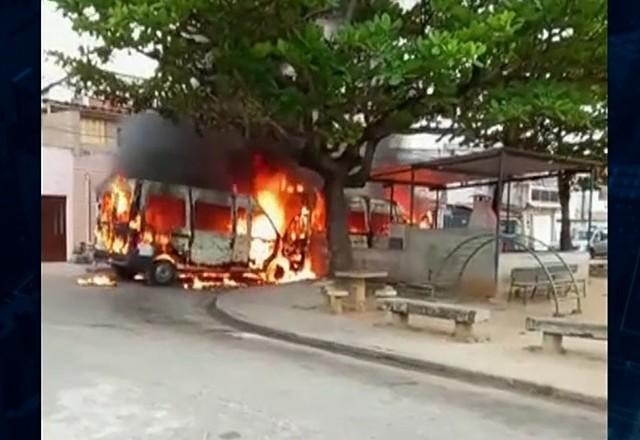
[370,147,600,190]
[369,147,603,283]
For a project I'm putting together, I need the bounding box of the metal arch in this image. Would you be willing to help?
[451,233,582,316]
[452,235,561,315]
[432,233,495,280]
[456,237,499,281]
[503,233,582,313]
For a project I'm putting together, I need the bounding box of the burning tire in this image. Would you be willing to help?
[148,260,177,286]
[265,260,286,283]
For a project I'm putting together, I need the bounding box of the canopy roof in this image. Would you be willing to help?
[369,147,602,189]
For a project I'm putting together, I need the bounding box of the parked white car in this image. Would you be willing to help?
[572,228,606,255]
[589,229,608,258]
[572,229,590,252]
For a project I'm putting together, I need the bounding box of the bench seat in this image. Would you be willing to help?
[378,297,490,341]
[322,285,349,314]
[509,265,586,304]
[375,285,397,298]
[525,316,607,353]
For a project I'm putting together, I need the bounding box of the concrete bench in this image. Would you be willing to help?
[321,284,349,314]
[589,260,607,277]
[508,265,585,304]
[525,316,607,354]
[375,285,397,298]
[377,297,490,341]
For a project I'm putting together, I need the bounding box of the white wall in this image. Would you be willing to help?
[73,151,116,245]
[569,187,608,221]
[41,146,74,259]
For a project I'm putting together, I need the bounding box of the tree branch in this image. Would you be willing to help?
[398,125,458,136]
[41,75,69,95]
[345,0,358,23]
[345,139,379,187]
[360,91,428,142]
[360,64,492,145]
[304,6,338,21]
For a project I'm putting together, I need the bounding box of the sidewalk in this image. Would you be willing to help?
[214,280,607,407]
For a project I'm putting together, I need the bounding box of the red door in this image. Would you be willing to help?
[41,195,67,261]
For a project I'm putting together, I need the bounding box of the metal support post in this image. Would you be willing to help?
[435,190,440,229]
[494,153,505,284]
[409,167,415,225]
[587,168,595,237]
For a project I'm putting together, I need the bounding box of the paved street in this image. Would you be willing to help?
[42,264,606,440]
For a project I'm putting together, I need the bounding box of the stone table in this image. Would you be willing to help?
[334,270,388,312]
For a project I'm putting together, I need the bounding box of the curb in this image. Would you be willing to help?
[209,295,606,410]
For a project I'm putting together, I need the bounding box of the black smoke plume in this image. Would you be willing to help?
[115,112,322,192]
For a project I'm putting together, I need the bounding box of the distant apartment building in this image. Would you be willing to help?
[41,97,127,261]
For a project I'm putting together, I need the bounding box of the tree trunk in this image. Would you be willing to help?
[324,175,353,273]
[558,172,573,251]
[491,183,504,218]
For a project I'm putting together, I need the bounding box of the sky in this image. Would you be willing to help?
[41,0,156,100]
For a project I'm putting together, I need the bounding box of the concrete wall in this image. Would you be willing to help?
[42,111,80,150]
[352,224,590,299]
[41,146,75,260]
[104,118,120,150]
[353,225,497,295]
[42,109,122,152]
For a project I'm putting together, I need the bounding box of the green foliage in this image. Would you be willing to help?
[51,0,605,181]
[449,0,607,164]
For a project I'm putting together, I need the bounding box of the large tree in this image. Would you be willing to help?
[51,0,547,271]
[442,0,607,250]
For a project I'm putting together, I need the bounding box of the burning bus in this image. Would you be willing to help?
[95,169,324,287]
[92,113,326,287]
[347,194,408,248]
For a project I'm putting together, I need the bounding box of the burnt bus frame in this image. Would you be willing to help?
[97,178,311,280]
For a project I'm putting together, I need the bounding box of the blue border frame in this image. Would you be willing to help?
[0,1,41,438]
[609,1,640,438]
[0,1,636,438]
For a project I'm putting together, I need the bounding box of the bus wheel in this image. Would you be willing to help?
[149,260,177,286]
[265,261,286,283]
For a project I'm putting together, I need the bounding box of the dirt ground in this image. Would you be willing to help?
[354,275,608,365]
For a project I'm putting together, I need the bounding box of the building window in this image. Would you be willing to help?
[531,188,559,203]
[531,189,543,201]
[80,117,107,145]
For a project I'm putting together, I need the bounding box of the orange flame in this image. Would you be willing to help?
[93,161,326,288]
[95,176,134,255]
[184,274,240,290]
[249,166,321,283]
[76,274,117,287]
